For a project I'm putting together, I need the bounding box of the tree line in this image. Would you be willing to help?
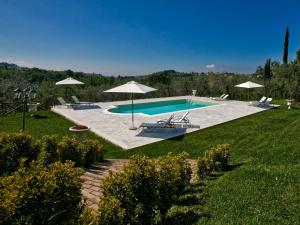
[0,27,299,108]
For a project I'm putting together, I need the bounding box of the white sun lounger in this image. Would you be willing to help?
[71,96,94,105]
[139,114,176,130]
[214,94,229,101]
[250,96,267,106]
[57,97,74,108]
[262,97,273,107]
[159,111,191,127]
[212,94,225,100]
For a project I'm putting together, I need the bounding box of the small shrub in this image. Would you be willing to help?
[102,155,158,225]
[81,139,104,167]
[97,197,125,225]
[0,133,39,175]
[0,160,84,225]
[78,207,98,225]
[37,135,59,166]
[197,144,230,180]
[197,157,214,178]
[100,153,191,225]
[156,152,191,221]
[58,136,83,167]
[213,144,230,170]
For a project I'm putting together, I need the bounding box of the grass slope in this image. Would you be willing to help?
[0,106,299,224]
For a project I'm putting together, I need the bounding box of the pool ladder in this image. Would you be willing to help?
[189,95,193,103]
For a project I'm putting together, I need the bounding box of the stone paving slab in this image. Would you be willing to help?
[52,96,270,149]
[81,159,198,211]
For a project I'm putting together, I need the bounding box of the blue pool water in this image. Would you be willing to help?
[108,99,214,115]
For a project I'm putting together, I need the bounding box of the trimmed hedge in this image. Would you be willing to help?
[0,133,39,175]
[197,144,230,179]
[58,136,84,167]
[0,160,84,225]
[98,153,192,225]
[37,135,59,166]
[0,133,104,175]
[156,152,191,220]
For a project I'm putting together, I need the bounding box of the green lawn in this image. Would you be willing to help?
[1,105,299,224]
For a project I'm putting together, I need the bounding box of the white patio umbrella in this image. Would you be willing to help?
[56,77,84,97]
[235,81,264,100]
[55,77,84,85]
[104,81,157,130]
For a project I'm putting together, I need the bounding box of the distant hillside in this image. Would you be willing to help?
[0,62,20,69]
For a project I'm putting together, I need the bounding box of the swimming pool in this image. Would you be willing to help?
[108,99,215,115]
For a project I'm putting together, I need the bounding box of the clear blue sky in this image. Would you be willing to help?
[0,0,299,75]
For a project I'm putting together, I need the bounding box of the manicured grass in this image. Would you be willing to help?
[0,111,122,154]
[1,104,299,224]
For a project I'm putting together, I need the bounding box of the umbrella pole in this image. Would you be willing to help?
[248,89,249,101]
[129,93,137,130]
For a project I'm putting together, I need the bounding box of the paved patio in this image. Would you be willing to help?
[52,96,270,149]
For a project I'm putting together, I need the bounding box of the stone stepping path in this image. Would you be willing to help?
[81,159,198,211]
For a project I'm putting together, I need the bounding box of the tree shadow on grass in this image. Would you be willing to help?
[32,114,49,119]
[166,182,207,224]
[224,162,244,172]
[165,208,209,225]
[165,161,245,224]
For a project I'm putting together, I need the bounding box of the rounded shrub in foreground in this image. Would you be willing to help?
[58,136,83,167]
[81,139,104,167]
[0,132,39,175]
[97,197,125,225]
[101,155,158,225]
[156,152,192,221]
[0,160,84,225]
[37,135,59,166]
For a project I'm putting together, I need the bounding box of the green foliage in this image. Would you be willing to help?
[101,155,158,225]
[297,49,300,64]
[58,136,84,167]
[99,153,191,225]
[0,160,84,225]
[197,144,230,179]
[283,26,289,64]
[97,197,125,225]
[0,132,104,175]
[37,135,59,166]
[0,132,39,175]
[0,63,261,108]
[57,136,104,168]
[197,157,214,178]
[78,207,98,225]
[155,152,192,220]
[81,139,104,167]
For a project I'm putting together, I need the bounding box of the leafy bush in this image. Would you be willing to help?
[0,133,39,175]
[78,206,98,225]
[97,197,125,225]
[197,144,230,179]
[213,144,230,170]
[58,136,84,167]
[0,160,84,225]
[197,157,214,178]
[37,135,59,166]
[156,152,192,221]
[101,155,158,225]
[99,153,191,224]
[57,136,104,168]
[81,139,104,167]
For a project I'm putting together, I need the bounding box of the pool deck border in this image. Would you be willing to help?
[52,96,273,149]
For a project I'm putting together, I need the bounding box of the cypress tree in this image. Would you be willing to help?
[296,49,300,64]
[283,27,289,64]
[263,58,272,95]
